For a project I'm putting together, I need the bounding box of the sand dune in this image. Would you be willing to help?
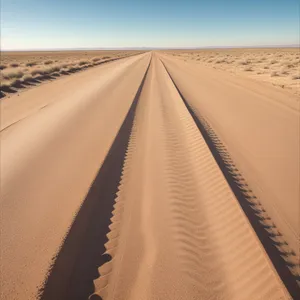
[0,51,299,300]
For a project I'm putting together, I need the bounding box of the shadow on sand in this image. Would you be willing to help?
[39,62,150,300]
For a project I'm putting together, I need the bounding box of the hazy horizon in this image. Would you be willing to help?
[1,0,299,51]
[1,44,299,52]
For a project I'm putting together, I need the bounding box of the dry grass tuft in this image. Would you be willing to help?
[238,59,251,65]
[22,74,33,81]
[292,74,300,80]
[2,70,24,79]
[44,60,54,65]
[30,69,44,76]
[270,71,279,77]
[10,63,20,68]
[78,61,88,66]
[44,66,61,74]
[244,66,253,72]
[26,61,38,67]
[280,68,289,75]
[0,80,11,88]
[215,58,226,64]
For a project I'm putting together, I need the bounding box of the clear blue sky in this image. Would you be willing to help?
[1,0,299,50]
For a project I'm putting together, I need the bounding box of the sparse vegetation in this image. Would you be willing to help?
[26,61,38,67]
[31,69,44,76]
[238,59,251,65]
[2,70,24,79]
[0,50,142,96]
[10,63,20,68]
[22,74,33,81]
[78,61,88,66]
[270,71,279,77]
[166,48,299,95]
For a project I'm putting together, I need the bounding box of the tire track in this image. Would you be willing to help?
[161,59,300,299]
[39,59,151,300]
[91,55,291,299]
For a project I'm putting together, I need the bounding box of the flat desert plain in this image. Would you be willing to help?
[166,48,300,95]
[0,49,299,300]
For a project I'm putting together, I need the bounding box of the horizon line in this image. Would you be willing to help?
[1,44,299,52]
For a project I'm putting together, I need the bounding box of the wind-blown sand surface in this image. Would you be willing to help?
[0,51,299,300]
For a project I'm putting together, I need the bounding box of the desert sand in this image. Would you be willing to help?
[166,48,300,95]
[0,50,299,300]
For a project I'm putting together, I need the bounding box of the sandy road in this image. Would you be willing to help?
[91,54,292,300]
[0,53,151,299]
[0,51,299,300]
[160,54,300,260]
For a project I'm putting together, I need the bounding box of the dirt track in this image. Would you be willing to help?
[0,52,299,299]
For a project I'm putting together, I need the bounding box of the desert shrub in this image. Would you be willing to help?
[280,68,289,75]
[263,65,269,69]
[10,78,22,86]
[3,70,24,79]
[31,69,44,76]
[0,64,7,70]
[215,58,226,64]
[102,56,111,59]
[92,57,101,62]
[10,63,19,68]
[292,74,300,80]
[0,80,10,88]
[26,61,38,67]
[78,61,88,66]
[44,60,54,65]
[60,63,69,69]
[22,74,33,81]
[238,59,251,65]
[270,59,278,64]
[67,66,78,72]
[270,71,279,77]
[44,66,60,74]
[244,66,253,71]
